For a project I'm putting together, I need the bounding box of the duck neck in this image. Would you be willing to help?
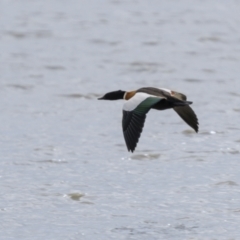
[124,91,137,100]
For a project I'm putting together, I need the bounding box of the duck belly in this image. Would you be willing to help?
[151,99,173,110]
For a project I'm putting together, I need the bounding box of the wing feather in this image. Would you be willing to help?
[122,94,164,152]
[171,91,187,101]
[173,105,199,132]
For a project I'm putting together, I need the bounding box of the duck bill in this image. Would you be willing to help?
[98,96,105,100]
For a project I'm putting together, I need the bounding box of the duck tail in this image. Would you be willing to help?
[166,94,192,107]
[174,100,192,107]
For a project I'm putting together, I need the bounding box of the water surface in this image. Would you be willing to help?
[1,0,240,239]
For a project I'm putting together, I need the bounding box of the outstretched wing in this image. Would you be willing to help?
[137,87,198,132]
[122,93,164,152]
[171,90,198,132]
[122,111,146,152]
[173,105,199,132]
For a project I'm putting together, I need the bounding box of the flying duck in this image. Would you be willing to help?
[98,87,199,152]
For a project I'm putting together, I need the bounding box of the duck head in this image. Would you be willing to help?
[98,90,126,100]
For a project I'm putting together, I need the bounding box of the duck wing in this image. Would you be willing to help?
[170,90,198,132]
[122,93,164,152]
[137,87,198,132]
[173,105,199,132]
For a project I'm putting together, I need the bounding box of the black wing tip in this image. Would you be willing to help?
[128,147,135,152]
[124,134,136,152]
[193,122,199,133]
[195,118,199,133]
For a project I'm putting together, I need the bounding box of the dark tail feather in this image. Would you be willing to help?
[173,100,192,107]
[166,94,192,107]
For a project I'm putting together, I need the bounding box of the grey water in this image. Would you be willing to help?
[1,0,240,239]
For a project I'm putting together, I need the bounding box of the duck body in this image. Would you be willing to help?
[98,87,199,152]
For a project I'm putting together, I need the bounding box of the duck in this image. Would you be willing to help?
[98,87,199,152]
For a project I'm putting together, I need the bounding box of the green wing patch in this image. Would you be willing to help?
[134,97,163,115]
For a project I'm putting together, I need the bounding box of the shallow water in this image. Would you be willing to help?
[1,0,240,239]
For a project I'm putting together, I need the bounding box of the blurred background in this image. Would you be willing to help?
[1,0,240,239]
